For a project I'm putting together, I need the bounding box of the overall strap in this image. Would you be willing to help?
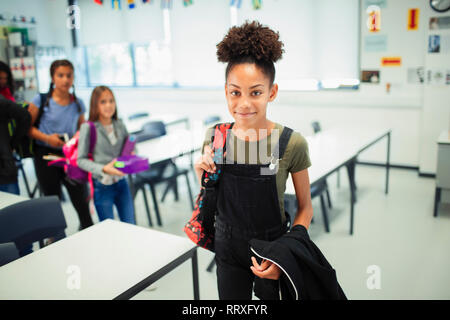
[272,126,293,160]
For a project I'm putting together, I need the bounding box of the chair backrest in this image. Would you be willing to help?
[0,242,20,267]
[311,121,322,134]
[0,196,67,253]
[128,112,150,121]
[135,120,167,142]
[203,115,221,126]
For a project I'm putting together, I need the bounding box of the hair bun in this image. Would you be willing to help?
[217,20,284,63]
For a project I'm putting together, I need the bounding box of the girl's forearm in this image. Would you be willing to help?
[29,126,48,143]
[292,206,313,230]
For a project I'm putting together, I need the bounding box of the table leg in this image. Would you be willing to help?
[385,131,391,195]
[192,249,200,300]
[433,187,441,217]
[128,175,138,223]
[346,160,356,235]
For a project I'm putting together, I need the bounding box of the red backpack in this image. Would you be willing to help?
[184,123,233,251]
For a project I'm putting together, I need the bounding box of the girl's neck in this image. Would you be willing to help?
[99,116,113,126]
[52,87,70,100]
[232,119,274,141]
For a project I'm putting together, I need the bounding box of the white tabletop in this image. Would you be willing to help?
[0,191,28,210]
[313,125,391,154]
[285,133,356,194]
[124,114,189,134]
[285,126,391,194]
[135,128,203,164]
[0,219,197,300]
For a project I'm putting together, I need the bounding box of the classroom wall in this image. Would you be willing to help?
[76,0,435,170]
[2,0,448,173]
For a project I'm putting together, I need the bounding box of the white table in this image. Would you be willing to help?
[285,125,391,235]
[124,114,190,134]
[0,219,199,300]
[135,128,203,165]
[319,125,392,194]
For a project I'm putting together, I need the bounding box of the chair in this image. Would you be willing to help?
[131,121,195,227]
[0,242,20,267]
[0,196,67,262]
[284,181,331,233]
[203,115,221,126]
[128,112,150,121]
[14,154,40,198]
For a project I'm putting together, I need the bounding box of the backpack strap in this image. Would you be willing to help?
[34,93,48,128]
[87,121,97,155]
[211,122,234,163]
[201,122,234,187]
[86,121,97,201]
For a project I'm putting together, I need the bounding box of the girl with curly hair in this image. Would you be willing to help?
[194,21,313,299]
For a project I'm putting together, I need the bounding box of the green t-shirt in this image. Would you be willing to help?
[202,122,311,224]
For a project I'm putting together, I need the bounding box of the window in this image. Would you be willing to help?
[35,46,66,92]
[86,43,133,86]
[134,41,174,86]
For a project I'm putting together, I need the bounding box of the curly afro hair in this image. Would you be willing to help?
[216,20,284,85]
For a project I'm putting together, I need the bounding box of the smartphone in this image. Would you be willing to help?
[58,133,69,143]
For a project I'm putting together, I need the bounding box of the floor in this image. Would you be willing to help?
[17,158,450,300]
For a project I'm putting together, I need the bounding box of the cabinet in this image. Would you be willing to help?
[434,130,450,217]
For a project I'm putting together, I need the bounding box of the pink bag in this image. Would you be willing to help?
[48,121,97,197]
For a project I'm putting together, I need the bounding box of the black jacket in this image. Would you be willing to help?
[249,224,347,300]
[0,96,31,184]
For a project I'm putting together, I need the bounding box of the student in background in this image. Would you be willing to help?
[0,61,16,102]
[0,95,33,256]
[0,96,30,195]
[27,59,93,230]
[77,86,135,225]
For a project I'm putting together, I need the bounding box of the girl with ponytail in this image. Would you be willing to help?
[28,59,93,230]
[194,21,314,299]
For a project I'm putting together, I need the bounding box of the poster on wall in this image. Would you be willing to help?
[361,70,380,83]
[428,35,440,53]
[367,5,381,32]
[429,16,450,30]
[407,67,424,84]
[407,8,419,31]
[427,69,446,85]
[365,0,386,8]
[381,57,401,67]
[364,35,387,52]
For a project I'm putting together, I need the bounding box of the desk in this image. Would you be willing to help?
[135,129,202,165]
[434,130,450,217]
[285,126,391,235]
[317,125,392,194]
[0,219,199,300]
[124,114,190,134]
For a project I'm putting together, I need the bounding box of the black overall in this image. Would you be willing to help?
[214,126,293,300]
